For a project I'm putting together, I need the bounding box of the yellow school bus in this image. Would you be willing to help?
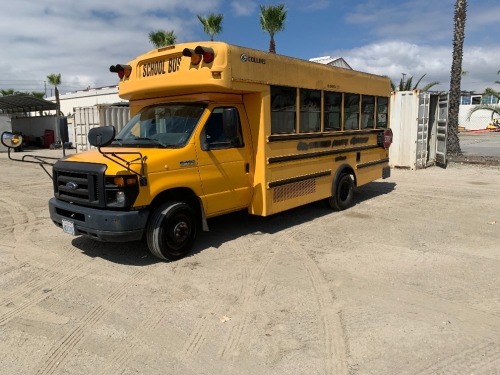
[2,41,392,261]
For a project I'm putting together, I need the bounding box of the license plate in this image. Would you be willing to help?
[62,219,75,235]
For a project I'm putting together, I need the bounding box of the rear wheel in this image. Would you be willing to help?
[327,173,354,210]
[146,201,197,261]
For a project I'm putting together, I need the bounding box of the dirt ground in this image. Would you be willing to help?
[1,149,500,375]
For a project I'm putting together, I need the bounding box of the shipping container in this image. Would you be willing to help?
[389,90,448,169]
[74,104,130,152]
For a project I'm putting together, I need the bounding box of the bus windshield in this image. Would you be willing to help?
[112,103,206,148]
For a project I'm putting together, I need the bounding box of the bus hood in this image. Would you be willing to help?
[61,146,194,175]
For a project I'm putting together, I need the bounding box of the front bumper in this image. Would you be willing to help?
[49,198,150,242]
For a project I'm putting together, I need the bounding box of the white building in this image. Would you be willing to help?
[459,93,499,130]
[45,85,124,117]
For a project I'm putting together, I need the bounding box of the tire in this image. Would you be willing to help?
[327,173,354,211]
[146,201,197,261]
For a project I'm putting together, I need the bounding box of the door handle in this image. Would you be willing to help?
[245,163,250,173]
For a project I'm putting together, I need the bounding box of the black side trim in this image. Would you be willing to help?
[268,170,331,188]
[268,129,382,142]
[268,145,379,164]
[357,158,390,169]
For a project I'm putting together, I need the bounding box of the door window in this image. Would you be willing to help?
[201,107,244,150]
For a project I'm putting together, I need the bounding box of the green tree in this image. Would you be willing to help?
[197,13,223,41]
[447,0,467,156]
[1,88,24,96]
[47,73,62,115]
[259,4,287,53]
[148,30,177,48]
[31,92,46,99]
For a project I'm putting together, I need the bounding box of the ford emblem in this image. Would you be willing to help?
[66,181,79,190]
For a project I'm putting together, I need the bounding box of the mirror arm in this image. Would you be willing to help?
[97,146,148,186]
[5,148,58,180]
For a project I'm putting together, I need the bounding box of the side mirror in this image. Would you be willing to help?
[1,132,23,149]
[88,126,115,147]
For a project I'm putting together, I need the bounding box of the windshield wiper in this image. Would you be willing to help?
[132,137,169,147]
[112,138,123,146]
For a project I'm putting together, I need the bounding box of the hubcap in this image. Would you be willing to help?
[172,221,189,244]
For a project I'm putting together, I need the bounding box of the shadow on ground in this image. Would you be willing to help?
[70,180,396,265]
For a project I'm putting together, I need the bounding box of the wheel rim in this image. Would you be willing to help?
[339,179,351,202]
[166,214,192,250]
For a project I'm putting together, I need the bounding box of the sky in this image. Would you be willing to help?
[1,0,499,96]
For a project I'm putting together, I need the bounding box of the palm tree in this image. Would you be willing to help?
[197,13,223,41]
[391,74,439,92]
[31,92,46,99]
[447,0,467,156]
[148,30,177,48]
[0,89,21,96]
[47,73,62,115]
[259,4,287,53]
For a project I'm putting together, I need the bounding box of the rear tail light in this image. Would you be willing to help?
[109,64,132,79]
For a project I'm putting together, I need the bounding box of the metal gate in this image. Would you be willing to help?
[435,94,449,167]
[416,92,431,169]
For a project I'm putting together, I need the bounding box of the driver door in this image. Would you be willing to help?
[196,105,253,216]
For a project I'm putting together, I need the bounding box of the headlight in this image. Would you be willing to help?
[105,175,139,208]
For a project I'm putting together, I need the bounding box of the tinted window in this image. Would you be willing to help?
[344,94,360,130]
[271,86,296,134]
[324,92,342,131]
[201,107,244,150]
[376,97,388,128]
[361,95,375,129]
[299,89,321,133]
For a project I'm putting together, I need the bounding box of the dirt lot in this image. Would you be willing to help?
[1,149,500,375]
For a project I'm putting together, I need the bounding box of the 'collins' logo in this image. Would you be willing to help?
[240,54,266,64]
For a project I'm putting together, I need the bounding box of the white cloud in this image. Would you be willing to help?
[0,1,218,93]
[230,1,257,17]
[329,40,499,93]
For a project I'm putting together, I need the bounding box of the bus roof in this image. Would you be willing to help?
[114,41,391,101]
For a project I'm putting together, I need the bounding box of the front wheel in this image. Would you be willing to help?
[146,201,197,261]
[327,173,354,211]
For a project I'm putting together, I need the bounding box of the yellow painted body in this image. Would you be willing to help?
[64,42,391,218]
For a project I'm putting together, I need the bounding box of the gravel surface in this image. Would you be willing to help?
[1,150,499,375]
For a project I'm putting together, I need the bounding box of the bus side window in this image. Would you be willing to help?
[376,97,389,128]
[344,94,360,130]
[271,85,296,134]
[324,91,342,132]
[201,107,244,150]
[361,95,375,129]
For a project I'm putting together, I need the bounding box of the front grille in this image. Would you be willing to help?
[53,161,107,208]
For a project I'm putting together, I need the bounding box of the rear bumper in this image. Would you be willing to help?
[49,198,149,242]
[382,166,391,179]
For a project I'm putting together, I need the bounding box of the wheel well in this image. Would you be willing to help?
[149,188,202,221]
[335,164,357,187]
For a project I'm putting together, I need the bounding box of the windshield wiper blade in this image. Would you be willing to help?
[133,137,168,147]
